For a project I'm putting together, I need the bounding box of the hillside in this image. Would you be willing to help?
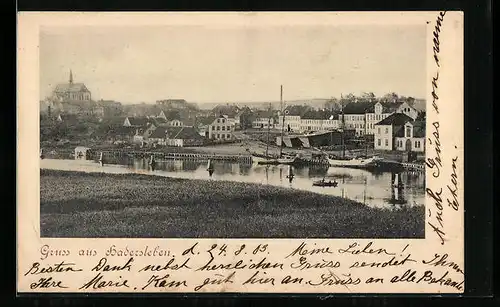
[196,98,332,110]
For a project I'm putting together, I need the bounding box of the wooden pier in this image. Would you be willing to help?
[89,149,253,164]
[400,162,425,172]
[378,160,425,172]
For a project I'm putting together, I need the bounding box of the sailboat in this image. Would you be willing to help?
[326,97,380,169]
[254,86,297,165]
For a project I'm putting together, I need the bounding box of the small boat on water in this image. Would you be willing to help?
[327,155,381,168]
[312,178,338,187]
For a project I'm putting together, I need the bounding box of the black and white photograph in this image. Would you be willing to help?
[38,21,428,239]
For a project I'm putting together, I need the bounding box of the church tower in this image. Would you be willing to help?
[69,69,73,84]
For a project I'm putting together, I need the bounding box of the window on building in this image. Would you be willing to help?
[377,127,381,134]
[385,127,389,134]
[415,141,420,148]
[217,119,220,123]
[217,126,220,130]
[216,134,220,138]
[222,126,225,131]
[227,134,231,139]
[222,119,226,123]
[377,139,381,146]
[406,126,412,138]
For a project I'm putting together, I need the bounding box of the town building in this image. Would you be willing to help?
[156,99,191,109]
[342,100,374,137]
[150,117,169,127]
[252,110,276,129]
[132,123,157,144]
[373,113,423,152]
[123,116,152,128]
[104,126,136,144]
[195,116,217,138]
[148,126,205,147]
[208,115,236,141]
[158,109,196,127]
[93,100,123,118]
[394,120,426,153]
[278,108,302,133]
[299,110,339,133]
[42,70,121,118]
[342,100,420,137]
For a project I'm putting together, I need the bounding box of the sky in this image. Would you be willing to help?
[39,24,426,104]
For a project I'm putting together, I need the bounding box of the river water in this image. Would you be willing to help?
[40,158,425,210]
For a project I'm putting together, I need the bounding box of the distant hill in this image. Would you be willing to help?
[126,97,425,113]
[196,98,332,110]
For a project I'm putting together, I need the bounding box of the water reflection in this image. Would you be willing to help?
[41,158,425,209]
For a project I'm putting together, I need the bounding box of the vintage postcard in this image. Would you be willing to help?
[17,11,464,294]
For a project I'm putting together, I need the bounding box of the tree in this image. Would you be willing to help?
[382,92,399,102]
[416,111,426,121]
[239,110,255,130]
[343,93,356,102]
[361,92,376,99]
[324,98,339,111]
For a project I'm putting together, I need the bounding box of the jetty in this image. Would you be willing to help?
[377,159,425,173]
[88,149,253,164]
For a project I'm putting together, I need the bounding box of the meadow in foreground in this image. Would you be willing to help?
[40,169,425,238]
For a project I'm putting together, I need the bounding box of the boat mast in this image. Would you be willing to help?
[279,85,284,157]
[341,94,346,159]
[266,103,271,157]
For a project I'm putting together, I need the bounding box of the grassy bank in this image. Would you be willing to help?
[40,169,424,238]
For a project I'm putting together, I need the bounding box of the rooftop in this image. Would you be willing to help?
[375,113,414,126]
[125,116,152,127]
[150,126,204,140]
[54,83,90,93]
